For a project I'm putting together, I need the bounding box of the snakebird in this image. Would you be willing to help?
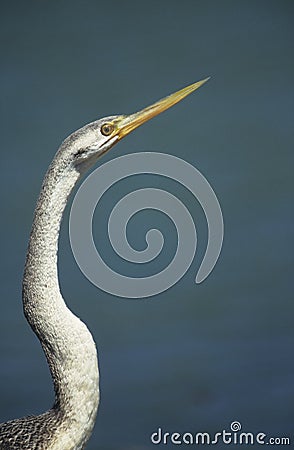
[0,77,209,450]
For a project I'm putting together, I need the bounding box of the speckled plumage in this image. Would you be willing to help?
[0,118,120,450]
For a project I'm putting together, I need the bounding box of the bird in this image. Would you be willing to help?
[0,77,209,450]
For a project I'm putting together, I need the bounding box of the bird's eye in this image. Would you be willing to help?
[101,123,114,136]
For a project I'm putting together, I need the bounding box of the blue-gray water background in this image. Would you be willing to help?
[0,1,293,449]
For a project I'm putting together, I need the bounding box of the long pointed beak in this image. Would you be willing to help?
[114,77,210,140]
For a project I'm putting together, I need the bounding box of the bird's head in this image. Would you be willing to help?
[61,77,209,173]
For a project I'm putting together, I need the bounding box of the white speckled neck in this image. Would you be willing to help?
[22,147,99,449]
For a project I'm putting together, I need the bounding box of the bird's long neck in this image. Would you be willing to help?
[22,151,99,448]
[24,161,78,295]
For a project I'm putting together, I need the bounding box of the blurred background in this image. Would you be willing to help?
[0,1,293,449]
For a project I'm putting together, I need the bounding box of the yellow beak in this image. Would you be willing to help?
[114,77,210,139]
